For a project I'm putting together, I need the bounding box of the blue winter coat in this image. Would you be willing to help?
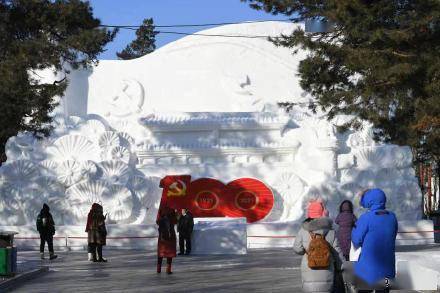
[351,189,398,285]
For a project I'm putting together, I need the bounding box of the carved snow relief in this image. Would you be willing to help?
[0,21,423,226]
[271,173,307,221]
[0,114,150,225]
[100,160,131,185]
[106,79,145,118]
[0,108,423,225]
[49,135,100,162]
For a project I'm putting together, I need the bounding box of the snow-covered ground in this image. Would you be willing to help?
[395,247,440,290]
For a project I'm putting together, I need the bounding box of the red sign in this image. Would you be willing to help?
[224,178,275,223]
[159,175,191,209]
[195,191,219,210]
[158,175,274,223]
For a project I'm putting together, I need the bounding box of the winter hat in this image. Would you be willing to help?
[307,199,329,219]
[360,188,386,210]
[42,203,50,212]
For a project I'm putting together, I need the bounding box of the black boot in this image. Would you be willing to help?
[49,252,58,260]
[97,245,107,262]
[166,258,172,274]
[90,244,98,262]
[157,257,162,273]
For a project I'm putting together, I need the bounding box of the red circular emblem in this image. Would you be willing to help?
[195,190,219,211]
[235,191,259,210]
[224,178,274,223]
[160,176,274,223]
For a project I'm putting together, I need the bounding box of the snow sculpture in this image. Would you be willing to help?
[0,21,423,228]
[270,173,307,221]
[80,119,106,139]
[5,133,41,160]
[2,160,39,183]
[106,79,145,118]
[81,160,99,179]
[102,184,133,221]
[98,131,120,150]
[99,160,131,185]
[57,160,84,186]
[48,135,100,162]
[65,180,110,222]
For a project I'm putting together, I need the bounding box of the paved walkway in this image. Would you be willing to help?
[0,258,40,283]
[12,249,302,292]
[10,247,435,292]
[0,257,46,289]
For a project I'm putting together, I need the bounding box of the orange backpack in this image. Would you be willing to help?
[307,232,331,269]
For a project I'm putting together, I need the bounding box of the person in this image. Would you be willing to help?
[350,189,398,289]
[85,203,107,262]
[335,200,357,261]
[85,203,99,261]
[156,206,177,274]
[307,198,329,219]
[293,199,344,293]
[177,208,194,255]
[36,203,57,260]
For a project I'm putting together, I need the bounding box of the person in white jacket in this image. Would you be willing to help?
[293,200,344,293]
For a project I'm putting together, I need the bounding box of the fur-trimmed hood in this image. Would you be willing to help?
[302,217,333,232]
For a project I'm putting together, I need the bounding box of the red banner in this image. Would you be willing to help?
[159,175,192,210]
[158,175,274,223]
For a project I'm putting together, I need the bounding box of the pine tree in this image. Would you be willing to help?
[243,0,440,165]
[0,0,117,163]
[117,18,158,60]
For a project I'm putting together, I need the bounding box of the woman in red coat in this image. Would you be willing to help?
[85,203,107,262]
[85,203,100,261]
[156,206,177,274]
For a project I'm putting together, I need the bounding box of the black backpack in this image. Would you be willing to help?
[36,215,44,232]
[158,216,172,240]
[36,214,55,235]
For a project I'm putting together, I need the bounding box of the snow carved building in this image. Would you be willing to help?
[0,22,423,244]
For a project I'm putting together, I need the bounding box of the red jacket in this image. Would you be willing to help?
[85,203,101,232]
[156,207,177,258]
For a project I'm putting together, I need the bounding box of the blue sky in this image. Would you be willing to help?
[89,0,288,60]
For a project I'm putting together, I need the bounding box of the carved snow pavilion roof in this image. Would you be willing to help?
[136,112,300,166]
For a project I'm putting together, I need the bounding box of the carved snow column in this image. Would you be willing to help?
[315,121,339,178]
[316,138,339,178]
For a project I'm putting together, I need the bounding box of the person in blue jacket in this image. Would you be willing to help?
[351,188,398,286]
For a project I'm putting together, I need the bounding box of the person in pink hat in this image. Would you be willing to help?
[293,198,343,292]
[307,199,329,219]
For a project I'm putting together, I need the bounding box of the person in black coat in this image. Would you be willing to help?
[177,208,194,255]
[36,203,57,260]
